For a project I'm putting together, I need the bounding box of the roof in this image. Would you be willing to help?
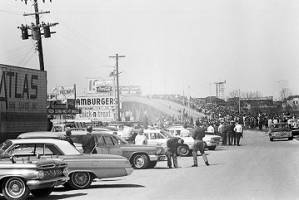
[9,138,70,145]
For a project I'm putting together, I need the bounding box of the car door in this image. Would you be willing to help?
[95,136,109,154]
[103,136,122,156]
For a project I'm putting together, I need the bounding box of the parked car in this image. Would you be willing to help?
[71,131,166,169]
[0,138,133,190]
[268,123,293,141]
[0,155,68,200]
[18,131,166,169]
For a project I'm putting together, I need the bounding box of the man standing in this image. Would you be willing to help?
[218,122,226,145]
[227,121,235,145]
[166,137,183,168]
[134,130,148,145]
[192,122,209,167]
[234,122,243,146]
[65,127,75,146]
[82,126,97,154]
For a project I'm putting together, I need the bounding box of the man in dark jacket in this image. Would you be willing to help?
[65,128,75,146]
[227,121,235,145]
[192,122,209,167]
[166,137,183,168]
[82,126,97,154]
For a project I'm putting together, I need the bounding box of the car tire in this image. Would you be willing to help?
[132,154,149,169]
[288,136,293,140]
[68,172,92,189]
[2,177,30,200]
[148,161,157,168]
[177,145,190,157]
[208,146,216,151]
[31,187,53,197]
[270,138,273,142]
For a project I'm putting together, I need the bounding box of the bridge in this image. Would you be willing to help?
[121,96,204,121]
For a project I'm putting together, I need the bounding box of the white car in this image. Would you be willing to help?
[143,129,190,156]
[167,126,221,151]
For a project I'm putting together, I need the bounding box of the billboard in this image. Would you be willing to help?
[87,78,113,94]
[0,64,47,137]
[48,85,75,102]
[75,96,116,122]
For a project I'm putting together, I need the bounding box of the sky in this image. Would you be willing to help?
[0,0,299,99]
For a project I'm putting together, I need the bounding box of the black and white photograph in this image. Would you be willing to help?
[0,0,299,200]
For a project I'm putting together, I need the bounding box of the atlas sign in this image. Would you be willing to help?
[0,65,47,113]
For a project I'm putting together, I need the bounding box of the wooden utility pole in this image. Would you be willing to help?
[109,54,125,122]
[17,0,58,71]
[33,0,44,71]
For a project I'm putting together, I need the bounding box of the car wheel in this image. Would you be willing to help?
[31,187,53,197]
[148,161,157,168]
[208,146,216,150]
[288,136,293,140]
[68,172,92,189]
[270,138,273,141]
[132,154,149,169]
[177,145,190,156]
[2,177,30,200]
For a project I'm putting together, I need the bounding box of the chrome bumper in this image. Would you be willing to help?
[149,155,167,161]
[27,176,69,190]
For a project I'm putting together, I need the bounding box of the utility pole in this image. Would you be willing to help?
[238,89,241,114]
[109,53,125,122]
[17,0,58,71]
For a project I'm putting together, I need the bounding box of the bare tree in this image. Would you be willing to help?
[241,91,263,99]
[229,90,240,98]
[279,88,291,101]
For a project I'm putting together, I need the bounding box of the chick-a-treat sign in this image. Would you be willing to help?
[75,96,117,122]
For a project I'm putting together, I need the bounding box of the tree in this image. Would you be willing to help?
[279,88,291,101]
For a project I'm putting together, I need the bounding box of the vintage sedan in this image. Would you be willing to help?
[0,156,68,200]
[269,123,293,141]
[18,131,166,169]
[0,138,133,190]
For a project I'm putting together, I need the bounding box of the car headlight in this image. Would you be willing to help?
[63,168,69,177]
[37,171,45,179]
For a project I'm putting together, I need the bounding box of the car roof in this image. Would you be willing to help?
[9,138,70,145]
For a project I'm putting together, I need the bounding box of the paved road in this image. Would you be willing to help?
[33,130,299,200]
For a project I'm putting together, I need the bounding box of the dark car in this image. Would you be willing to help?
[18,131,166,169]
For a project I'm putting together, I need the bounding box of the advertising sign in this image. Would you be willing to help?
[87,78,113,94]
[0,65,47,113]
[75,96,116,122]
[0,64,47,135]
[48,85,75,101]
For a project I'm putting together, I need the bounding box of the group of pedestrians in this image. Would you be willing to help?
[218,121,243,146]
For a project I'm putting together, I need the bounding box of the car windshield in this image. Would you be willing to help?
[113,135,128,144]
[58,141,81,155]
[161,130,172,138]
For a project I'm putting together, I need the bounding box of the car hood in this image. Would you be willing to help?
[60,153,128,160]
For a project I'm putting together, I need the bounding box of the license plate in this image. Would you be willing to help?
[159,156,167,161]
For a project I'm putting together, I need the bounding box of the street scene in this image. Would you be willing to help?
[1,0,299,200]
[47,130,299,200]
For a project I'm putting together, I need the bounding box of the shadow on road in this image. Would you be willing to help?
[54,184,144,192]
[29,193,87,200]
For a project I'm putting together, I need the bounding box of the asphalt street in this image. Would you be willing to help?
[28,130,299,200]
